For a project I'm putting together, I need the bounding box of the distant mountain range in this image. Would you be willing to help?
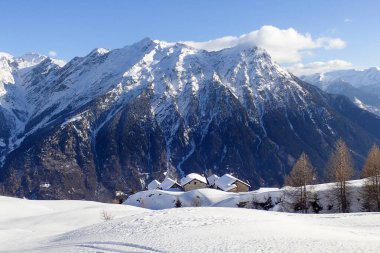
[301,68,380,116]
[1,39,380,201]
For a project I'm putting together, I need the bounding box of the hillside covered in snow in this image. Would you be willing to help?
[0,195,380,252]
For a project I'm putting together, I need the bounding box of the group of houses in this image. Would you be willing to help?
[147,173,250,193]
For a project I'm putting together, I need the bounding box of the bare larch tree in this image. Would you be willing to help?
[327,139,354,213]
[362,144,380,211]
[285,152,315,212]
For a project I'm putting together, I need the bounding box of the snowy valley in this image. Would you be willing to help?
[3,1,380,252]
[1,179,380,253]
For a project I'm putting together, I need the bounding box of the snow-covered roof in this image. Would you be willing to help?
[160,178,180,190]
[217,182,237,191]
[215,174,250,191]
[147,180,161,190]
[180,173,207,186]
[207,174,219,185]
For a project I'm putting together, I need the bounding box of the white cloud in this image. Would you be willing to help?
[287,60,354,76]
[316,38,346,50]
[344,18,352,23]
[180,25,346,64]
[48,51,57,58]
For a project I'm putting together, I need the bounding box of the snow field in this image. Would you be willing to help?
[0,196,144,251]
[1,195,380,252]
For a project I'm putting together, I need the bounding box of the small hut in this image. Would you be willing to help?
[147,180,161,191]
[215,174,250,192]
[207,174,219,188]
[181,173,207,191]
[160,178,182,191]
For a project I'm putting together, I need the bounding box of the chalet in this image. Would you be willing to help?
[207,174,219,188]
[180,173,208,191]
[160,177,182,191]
[147,179,161,191]
[215,174,250,192]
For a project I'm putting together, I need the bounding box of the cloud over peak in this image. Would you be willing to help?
[181,25,346,64]
[287,60,353,76]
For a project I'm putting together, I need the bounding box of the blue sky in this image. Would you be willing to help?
[1,0,379,74]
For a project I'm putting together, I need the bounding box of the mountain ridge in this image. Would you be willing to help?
[1,39,380,201]
[301,68,380,116]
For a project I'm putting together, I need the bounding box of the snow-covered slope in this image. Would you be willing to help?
[301,68,380,116]
[301,67,380,88]
[1,196,380,253]
[0,196,144,251]
[0,52,64,162]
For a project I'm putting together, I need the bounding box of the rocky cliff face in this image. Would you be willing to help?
[1,39,380,201]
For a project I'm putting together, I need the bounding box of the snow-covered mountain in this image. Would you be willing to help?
[0,52,65,161]
[1,39,380,201]
[301,67,380,88]
[301,68,380,116]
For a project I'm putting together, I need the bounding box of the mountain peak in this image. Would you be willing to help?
[0,52,64,69]
[301,67,380,88]
[367,66,380,72]
[94,48,110,55]
[138,36,153,44]
[88,48,110,57]
[15,52,47,69]
[129,37,155,49]
[0,52,13,60]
